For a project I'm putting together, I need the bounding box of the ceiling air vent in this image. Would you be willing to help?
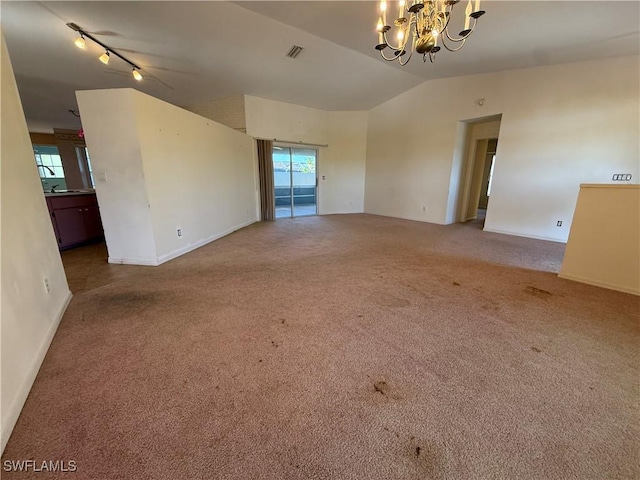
[286,45,303,59]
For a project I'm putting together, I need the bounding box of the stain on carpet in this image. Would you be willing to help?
[407,438,444,479]
[89,290,166,316]
[531,346,542,353]
[372,294,410,308]
[525,286,553,297]
[374,380,389,395]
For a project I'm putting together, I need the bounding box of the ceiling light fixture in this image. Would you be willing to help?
[74,34,86,49]
[99,50,110,65]
[66,22,143,80]
[375,0,485,65]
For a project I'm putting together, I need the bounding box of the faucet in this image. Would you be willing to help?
[50,184,60,193]
[37,164,55,176]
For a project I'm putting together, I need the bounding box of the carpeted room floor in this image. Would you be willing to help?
[2,214,638,479]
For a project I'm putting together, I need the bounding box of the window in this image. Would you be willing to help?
[76,146,94,188]
[34,145,66,190]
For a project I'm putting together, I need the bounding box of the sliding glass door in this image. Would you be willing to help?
[273,146,317,218]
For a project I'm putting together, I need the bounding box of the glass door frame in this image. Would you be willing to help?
[273,144,318,219]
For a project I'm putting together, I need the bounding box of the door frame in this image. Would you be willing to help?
[273,143,319,218]
[455,117,502,223]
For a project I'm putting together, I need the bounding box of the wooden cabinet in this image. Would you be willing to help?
[46,193,104,250]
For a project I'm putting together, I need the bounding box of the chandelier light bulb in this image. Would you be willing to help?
[132,69,143,81]
[376,17,384,32]
[99,51,110,65]
[432,29,439,37]
[397,30,404,41]
[74,35,86,49]
[379,1,386,12]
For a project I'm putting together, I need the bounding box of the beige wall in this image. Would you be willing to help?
[244,96,367,214]
[133,92,257,263]
[77,88,257,266]
[1,33,71,453]
[365,55,640,242]
[559,185,640,295]
[76,89,157,265]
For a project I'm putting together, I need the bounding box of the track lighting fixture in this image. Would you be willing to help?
[66,22,142,81]
[74,34,86,49]
[99,51,110,65]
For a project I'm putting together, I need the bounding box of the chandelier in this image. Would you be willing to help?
[375,0,485,65]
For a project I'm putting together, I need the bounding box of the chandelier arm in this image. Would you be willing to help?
[382,29,408,53]
[439,5,454,35]
[379,49,403,61]
[398,47,414,66]
[440,33,467,52]
[444,16,478,43]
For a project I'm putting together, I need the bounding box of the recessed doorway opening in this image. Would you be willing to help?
[448,114,502,227]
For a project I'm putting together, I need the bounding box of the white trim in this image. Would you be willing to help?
[1,290,72,454]
[483,227,566,244]
[156,219,257,265]
[107,256,159,266]
[558,272,640,296]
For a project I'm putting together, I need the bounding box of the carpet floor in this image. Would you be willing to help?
[3,214,638,479]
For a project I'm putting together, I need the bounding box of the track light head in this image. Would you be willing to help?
[99,51,110,65]
[74,35,86,49]
[132,69,143,81]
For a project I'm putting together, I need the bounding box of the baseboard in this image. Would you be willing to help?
[558,272,640,296]
[108,256,159,266]
[156,219,257,265]
[483,227,566,244]
[1,290,72,454]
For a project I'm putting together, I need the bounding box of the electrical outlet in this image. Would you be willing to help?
[557,220,562,227]
[44,277,51,294]
[176,227,183,238]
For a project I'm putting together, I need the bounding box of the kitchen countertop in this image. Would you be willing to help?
[44,190,96,197]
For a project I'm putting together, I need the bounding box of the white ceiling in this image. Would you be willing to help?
[1,1,638,132]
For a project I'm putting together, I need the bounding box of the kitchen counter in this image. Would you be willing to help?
[44,189,96,197]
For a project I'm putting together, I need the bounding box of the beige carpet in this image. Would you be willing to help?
[3,214,638,479]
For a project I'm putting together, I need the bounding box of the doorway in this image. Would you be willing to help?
[272,146,317,218]
[468,137,498,225]
[451,115,502,226]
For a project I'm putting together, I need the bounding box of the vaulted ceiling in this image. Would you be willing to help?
[2,1,638,132]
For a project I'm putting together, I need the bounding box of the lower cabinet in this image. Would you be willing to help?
[46,193,104,250]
